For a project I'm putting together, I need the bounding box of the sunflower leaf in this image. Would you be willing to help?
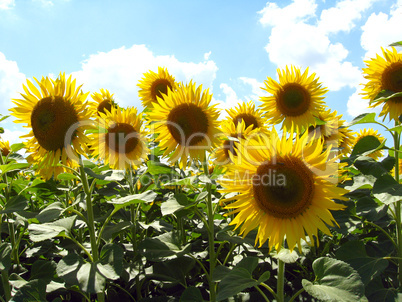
[302,257,365,302]
[373,90,402,102]
[108,191,158,210]
[373,173,402,205]
[0,162,30,175]
[350,113,376,126]
[390,41,402,47]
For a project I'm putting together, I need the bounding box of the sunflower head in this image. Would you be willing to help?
[9,73,92,179]
[212,119,263,166]
[260,65,327,131]
[147,81,221,168]
[308,109,353,156]
[90,89,117,117]
[219,128,347,252]
[138,67,177,108]
[226,101,267,131]
[362,47,402,121]
[91,106,149,170]
[0,139,11,156]
[353,128,384,160]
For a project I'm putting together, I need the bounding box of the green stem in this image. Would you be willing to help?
[7,218,19,266]
[1,270,11,301]
[65,235,93,262]
[363,220,397,248]
[260,282,278,301]
[254,285,270,302]
[393,131,402,287]
[277,259,285,302]
[202,156,216,302]
[78,156,104,302]
[288,288,305,302]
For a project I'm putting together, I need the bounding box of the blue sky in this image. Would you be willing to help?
[0,0,402,144]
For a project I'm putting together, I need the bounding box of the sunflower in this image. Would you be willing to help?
[260,65,327,131]
[0,139,10,156]
[308,108,355,156]
[362,47,402,122]
[212,119,262,166]
[90,106,148,170]
[219,128,347,252]
[353,128,384,160]
[89,89,117,117]
[9,73,92,180]
[148,81,221,168]
[226,101,267,131]
[138,67,177,108]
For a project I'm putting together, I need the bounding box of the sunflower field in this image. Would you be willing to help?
[0,43,401,302]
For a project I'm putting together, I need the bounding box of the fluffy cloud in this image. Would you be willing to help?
[361,2,402,59]
[348,2,402,117]
[0,52,26,116]
[258,0,376,91]
[72,44,218,110]
[0,0,14,10]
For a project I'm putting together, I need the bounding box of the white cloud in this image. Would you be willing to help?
[318,0,379,34]
[259,0,317,26]
[361,3,402,59]
[258,0,377,91]
[72,44,218,110]
[0,52,26,116]
[0,0,14,10]
[1,129,28,146]
[239,77,267,102]
[219,83,242,106]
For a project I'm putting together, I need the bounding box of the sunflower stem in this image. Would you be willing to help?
[78,156,104,302]
[202,156,216,302]
[1,270,11,301]
[277,259,285,302]
[392,130,402,288]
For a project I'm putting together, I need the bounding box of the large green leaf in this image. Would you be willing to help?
[100,243,124,277]
[0,195,28,214]
[373,173,402,204]
[35,201,64,223]
[350,113,376,126]
[335,241,389,286]
[56,253,119,294]
[161,195,185,216]
[302,257,366,302]
[150,256,195,285]
[28,216,76,242]
[107,191,158,210]
[0,162,30,175]
[351,137,385,157]
[180,287,204,302]
[216,257,270,301]
[0,242,12,271]
[138,231,191,261]
[10,279,47,302]
[146,160,179,176]
[29,260,57,282]
[84,167,125,181]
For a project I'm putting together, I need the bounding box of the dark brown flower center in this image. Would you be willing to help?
[151,79,173,102]
[253,157,314,219]
[167,103,209,146]
[233,113,259,129]
[277,83,311,116]
[31,96,79,151]
[97,99,113,116]
[382,62,402,92]
[106,123,139,154]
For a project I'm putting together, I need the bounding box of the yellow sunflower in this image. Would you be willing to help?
[91,106,149,170]
[9,73,92,180]
[308,109,355,156]
[148,81,221,168]
[353,128,384,160]
[138,67,177,108]
[219,128,347,252]
[0,139,10,156]
[89,89,117,117]
[260,65,327,131]
[362,47,402,122]
[226,101,267,131]
[212,119,263,166]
